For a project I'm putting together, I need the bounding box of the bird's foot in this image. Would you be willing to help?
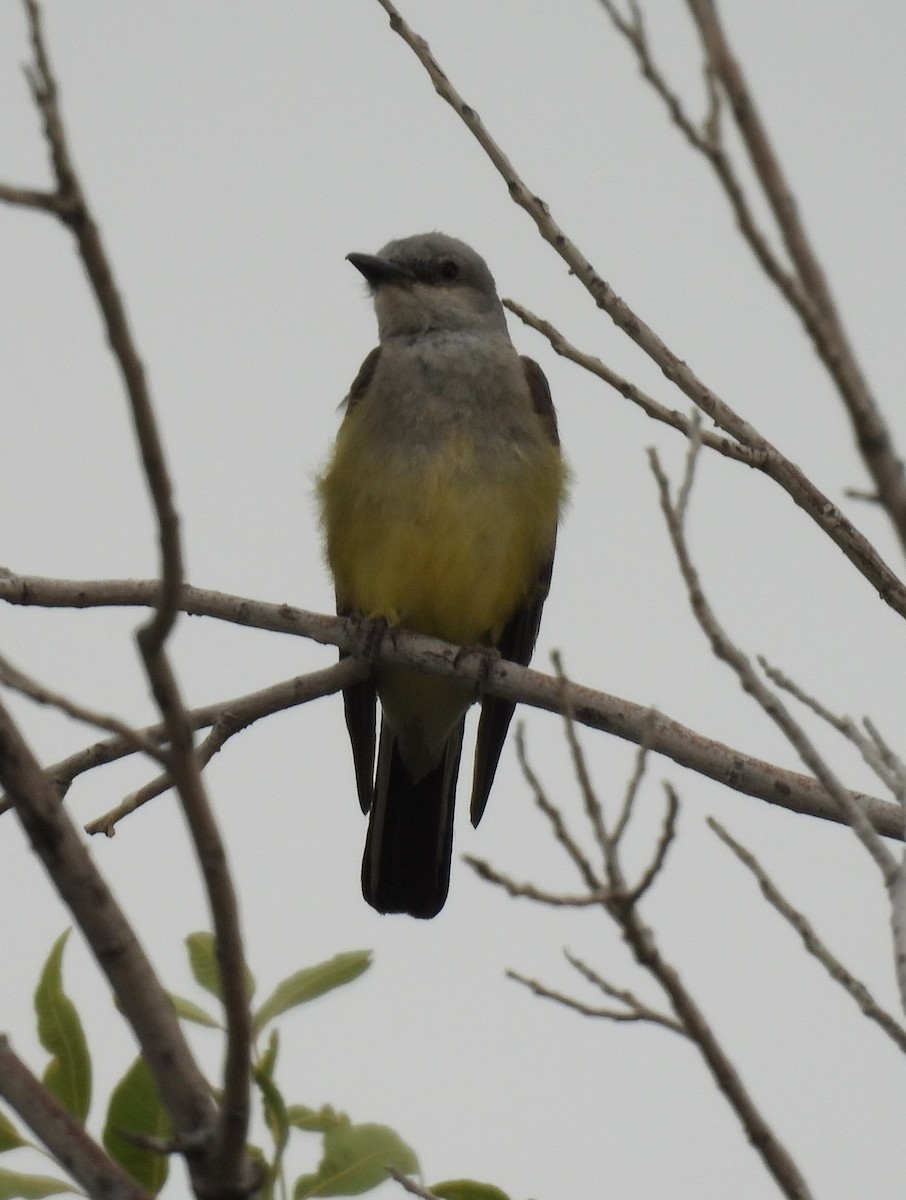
[454,643,501,697]
[345,613,390,662]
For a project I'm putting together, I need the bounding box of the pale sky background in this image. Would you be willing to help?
[2,2,906,1197]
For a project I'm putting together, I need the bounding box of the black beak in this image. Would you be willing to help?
[346,252,413,288]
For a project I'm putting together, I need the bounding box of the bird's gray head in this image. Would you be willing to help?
[347,232,509,340]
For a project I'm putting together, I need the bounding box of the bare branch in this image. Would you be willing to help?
[464,855,613,908]
[648,444,899,884]
[507,967,684,1033]
[514,725,601,891]
[499,725,814,1199]
[15,5,253,1186]
[78,662,364,834]
[760,657,906,809]
[504,300,757,467]
[0,699,218,1155]
[373,0,906,624]
[0,650,168,766]
[626,782,680,905]
[685,0,906,552]
[552,651,610,867]
[709,819,906,1053]
[1,573,900,839]
[0,1036,152,1200]
[563,948,686,1033]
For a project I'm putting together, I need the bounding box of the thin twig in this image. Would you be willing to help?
[373,0,906,624]
[504,300,757,467]
[507,968,685,1034]
[465,855,613,907]
[0,650,168,766]
[80,661,363,834]
[626,782,680,904]
[709,818,906,1053]
[648,443,899,885]
[514,724,601,891]
[685,0,906,553]
[564,949,684,1033]
[552,650,609,867]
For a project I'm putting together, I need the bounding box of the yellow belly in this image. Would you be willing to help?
[320,430,562,646]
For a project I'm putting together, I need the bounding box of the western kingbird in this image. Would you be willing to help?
[318,232,568,918]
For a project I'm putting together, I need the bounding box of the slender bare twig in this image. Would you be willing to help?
[612,735,652,845]
[1,573,900,838]
[465,855,613,908]
[596,1,812,325]
[563,948,685,1033]
[685,0,906,552]
[649,443,899,884]
[385,1168,439,1200]
[507,967,684,1033]
[626,782,680,905]
[503,300,757,466]
[0,650,168,766]
[709,819,906,1053]
[0,1036,152,1200]
[649,439,906,1012]
[79,661,364,835]
[514,725,599,891]
[552,651,609,866]
[15,5,252,1187]
[760,657,906,808]
[480,728,814,1199]
[372,0,906,625]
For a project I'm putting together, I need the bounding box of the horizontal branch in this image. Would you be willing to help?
[1,572,900,839]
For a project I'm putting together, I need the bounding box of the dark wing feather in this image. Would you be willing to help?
[470,356,559,826]
[337,346,384,812]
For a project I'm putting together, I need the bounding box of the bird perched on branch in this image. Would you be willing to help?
[318,232,568,918]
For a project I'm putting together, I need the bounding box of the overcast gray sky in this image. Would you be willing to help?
[2,3,906,1197]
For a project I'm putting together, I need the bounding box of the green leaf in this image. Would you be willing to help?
[167,992,221,1029]
[254,1063,289,1160]
[287,1105,347,1134]
[431,1183,512,1200]
[185,932,255,1004]
[252,952,371,1036]
[294,1122,418,1197]
[0,1168,75,1199]
[257,1028,280,1081]
[0,1111,29,1153]
[102,1056,171,1194]
[34,931,91,1122]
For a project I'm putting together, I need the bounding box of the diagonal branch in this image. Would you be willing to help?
[0,699,218,1156]
[710,818,906,1053]
[372,0,906,623]
[0,1036,152,1200]
[685,0,906,552]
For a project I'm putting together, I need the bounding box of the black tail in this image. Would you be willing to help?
[362,719,465,918]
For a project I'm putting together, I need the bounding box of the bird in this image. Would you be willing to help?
[317,232,568,918]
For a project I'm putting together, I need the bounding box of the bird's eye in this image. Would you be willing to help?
[439,259,460,281]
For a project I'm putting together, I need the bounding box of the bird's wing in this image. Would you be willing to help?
[338,346,383,812]
[470,356,559,826]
